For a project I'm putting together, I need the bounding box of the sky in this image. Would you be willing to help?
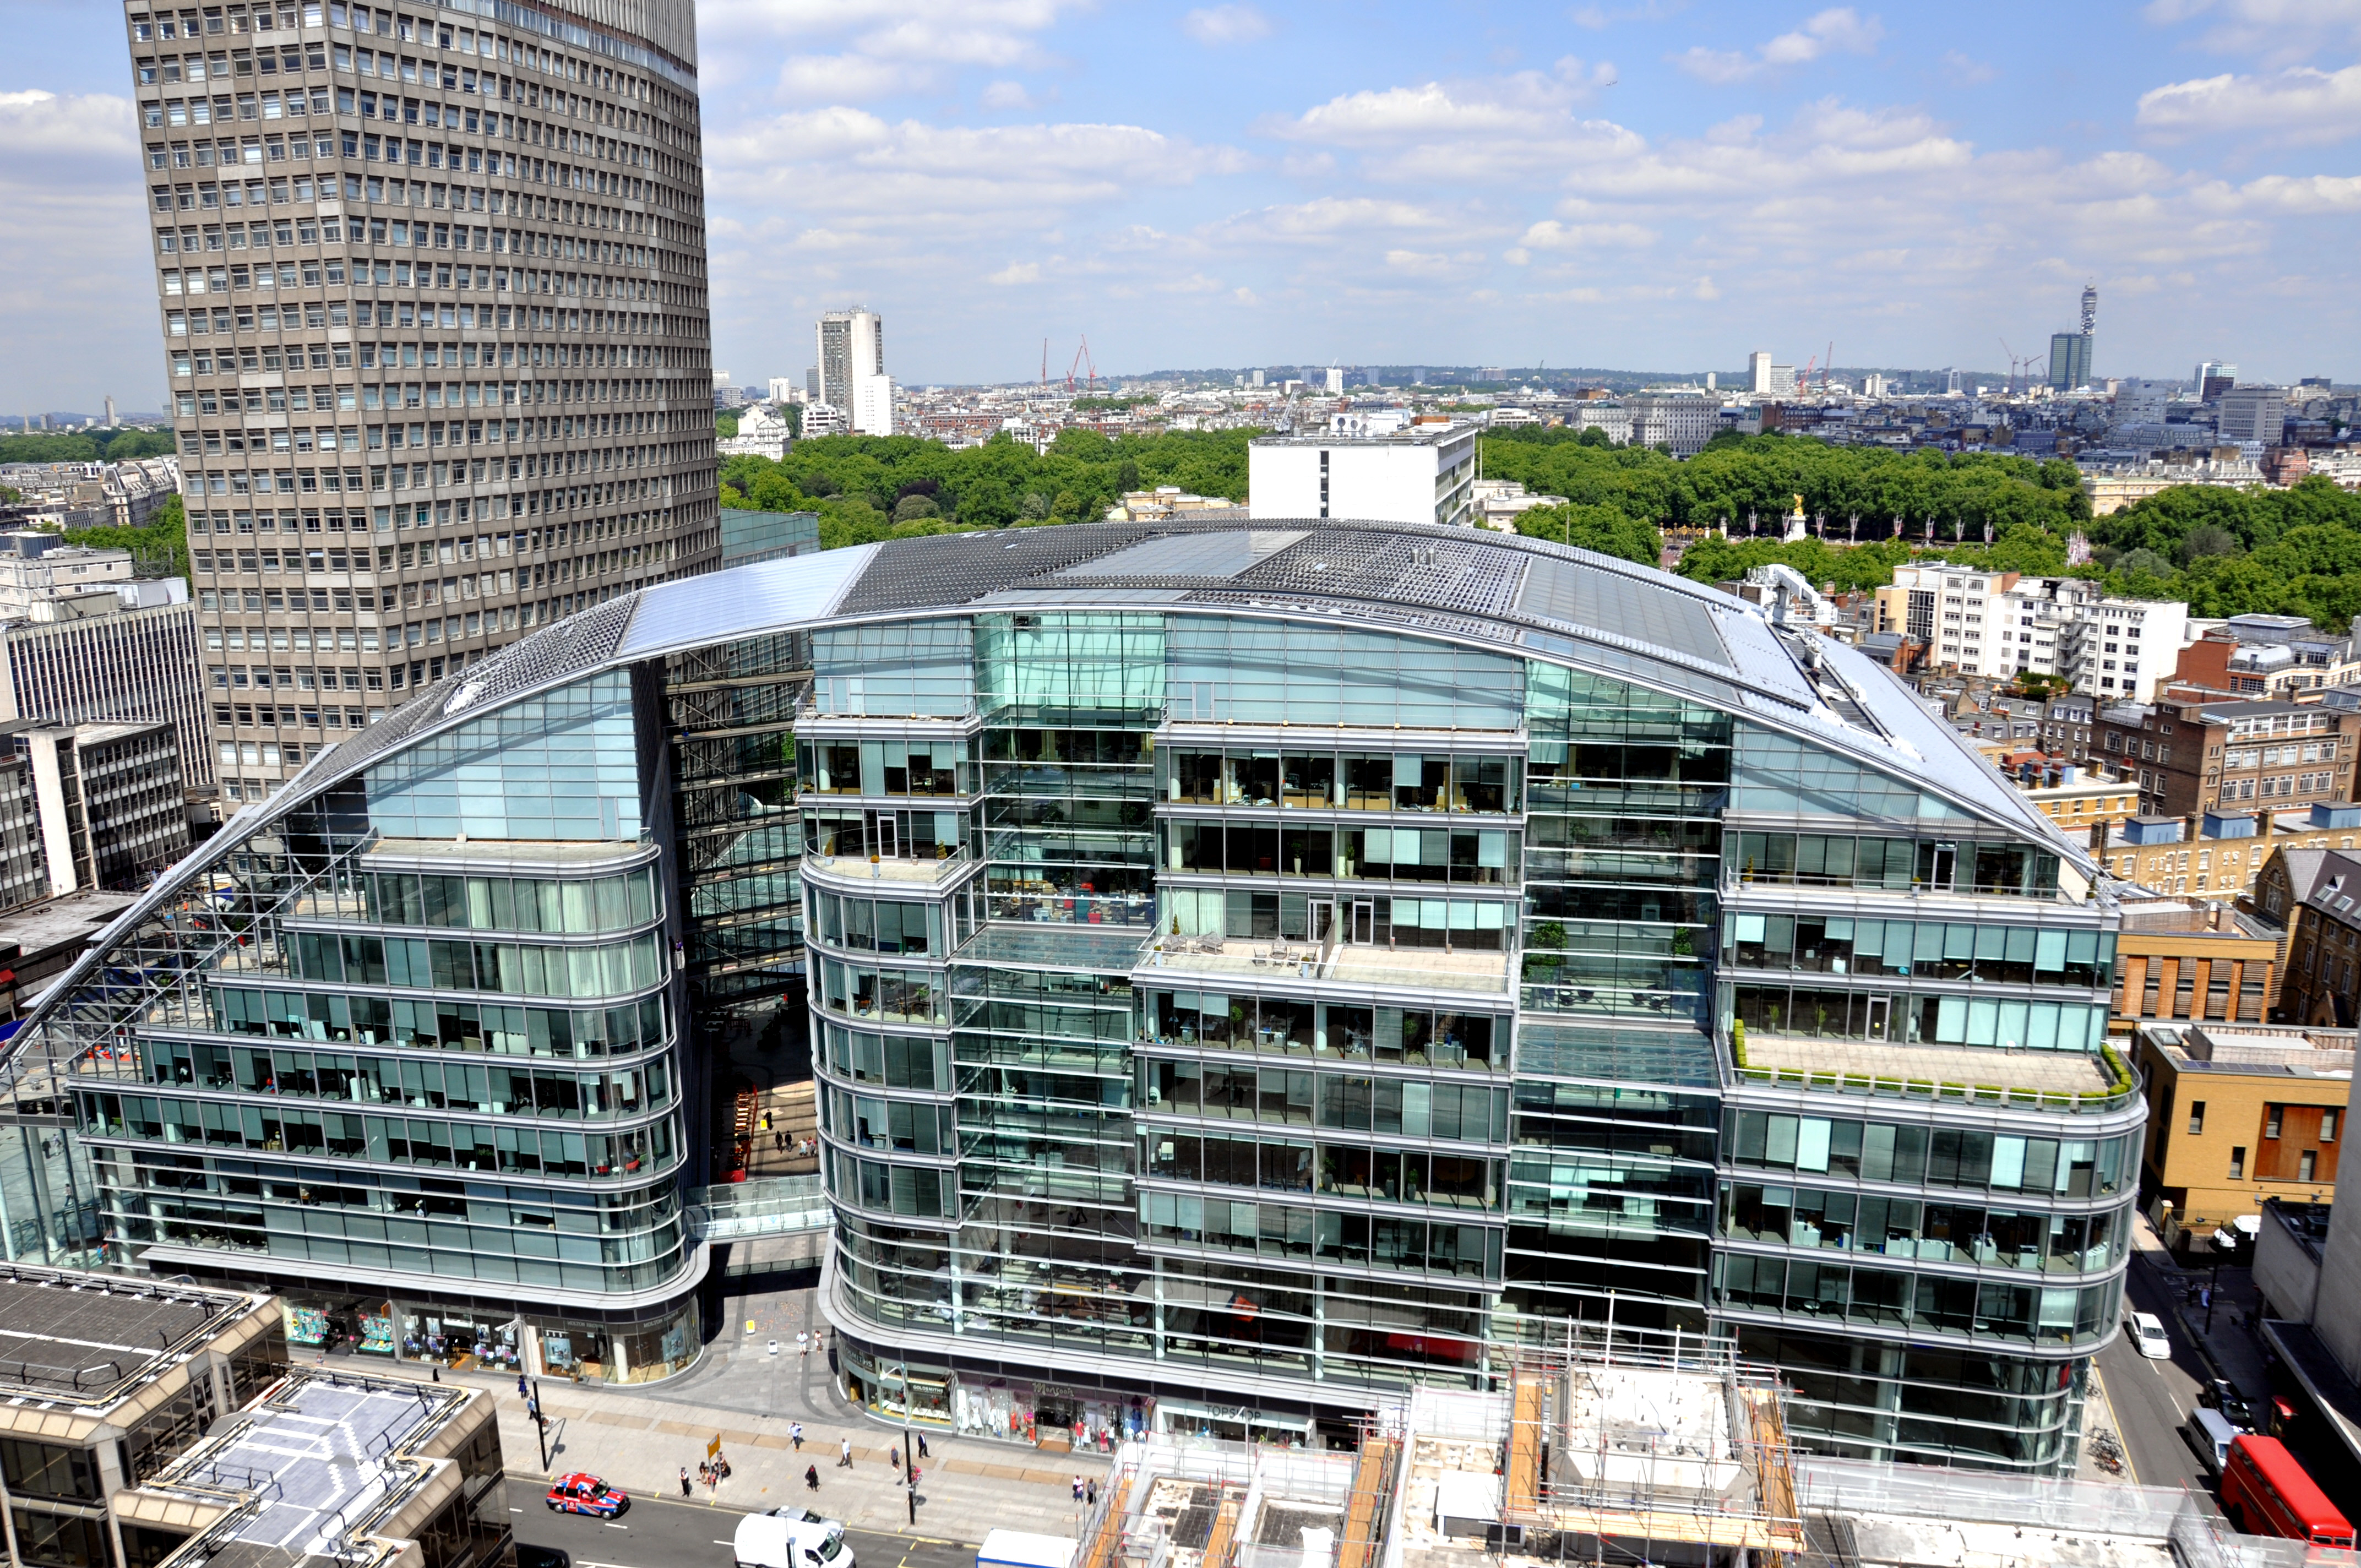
[4,0,2360,411]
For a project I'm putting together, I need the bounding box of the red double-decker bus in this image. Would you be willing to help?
[2222,1436,2355,1548]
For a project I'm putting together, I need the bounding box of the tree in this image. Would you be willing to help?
[64,494,188,579]
[891,494,942,523]
[1514,503,1662,568]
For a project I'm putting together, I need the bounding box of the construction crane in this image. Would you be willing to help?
[1066,336,1098,396]
[1040,338,1048,389]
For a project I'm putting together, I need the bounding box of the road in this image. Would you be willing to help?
[505,1476,981,1568]
[2093,1249,2211,1494]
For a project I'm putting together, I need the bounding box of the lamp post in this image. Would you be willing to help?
[901,1419,917,1525]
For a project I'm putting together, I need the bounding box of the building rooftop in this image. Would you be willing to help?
[1250,424,1476,448]
[1740,1037,2120,1100]
[2144,1023,2356,1077]
[140,1370,480,1568]
[0,1266,262,1407]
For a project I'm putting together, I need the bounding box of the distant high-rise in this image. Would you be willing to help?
[2047,334,2091,391]
[816,308,892,435]
[1749,351,1772,394]
[2048,282,2096,389]
[2196,361,2238,400]
[126,0,722,808]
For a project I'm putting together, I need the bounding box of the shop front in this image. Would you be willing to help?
[401,1306,525,1374]
[839,1340,1153,1450]
[527,1294,700,1385]
[1156,1399,1314,1448]
[952,1378,1148,1453]
[279,1293,398,1359]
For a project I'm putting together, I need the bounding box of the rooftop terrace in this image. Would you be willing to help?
[0,1266,263,1407]
[1737,1036,2129,1111]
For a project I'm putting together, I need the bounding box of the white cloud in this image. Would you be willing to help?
[1280,59,1617,145]
[1673,8,1884,83]
[1517,218,1659,249]
[2142,0,2361,64]
[981,79,1036,110]
[1941,50,1997,85]
[2137,64,2361,142]
[1182,5,1270,44]
[777,54,933,99]
[987,260,1045,284]
[0,93,162,415]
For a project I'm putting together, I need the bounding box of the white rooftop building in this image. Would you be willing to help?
[1247,423,1478,527]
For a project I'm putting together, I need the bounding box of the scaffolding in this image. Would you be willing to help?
[1405,1337,1806,1568]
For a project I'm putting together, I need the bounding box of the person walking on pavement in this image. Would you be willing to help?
[1087,1479,1098,1507]
[680,1466,692,1498]
[518,1374,529,1398]
[791,1422,804,1451]
[806,1464,821,1491]
[916,1433,929,1460]
[839,1438,853,1468]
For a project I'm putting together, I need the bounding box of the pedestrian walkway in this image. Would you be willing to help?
[2134,1211,2274,1402]
[470,1367,1103,1538]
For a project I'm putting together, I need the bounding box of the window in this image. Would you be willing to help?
[2266,1106,2282,1140]
[2324,1110,2337,1144]
[2300,1150,2317,1182]
[2229,1145,2246,1180]
[2188,1101,2206,1135]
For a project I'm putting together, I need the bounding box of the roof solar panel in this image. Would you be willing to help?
[1517,555,1730,669]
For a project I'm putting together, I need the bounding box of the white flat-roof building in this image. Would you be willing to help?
[1247,423,1478,527]
[1876,563,2190,702]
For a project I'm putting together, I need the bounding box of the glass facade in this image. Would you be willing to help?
[1,527,2136,1462]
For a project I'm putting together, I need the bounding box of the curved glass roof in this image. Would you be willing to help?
[2,519,2093,1068]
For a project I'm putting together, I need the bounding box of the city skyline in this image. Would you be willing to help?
[6,1,2361,409]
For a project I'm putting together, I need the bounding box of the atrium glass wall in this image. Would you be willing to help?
[10,668,701,1384]
[1713,716,2136,1472]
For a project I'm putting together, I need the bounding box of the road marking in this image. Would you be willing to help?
[603,1521,630,1530]
[509,1508,524,1513]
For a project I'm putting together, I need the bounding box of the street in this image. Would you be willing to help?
[2095,1248,2211,1491]
[505,1476,983,1568]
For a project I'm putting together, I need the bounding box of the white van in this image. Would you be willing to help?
[735,1512,854,1568]
[977,1532,1078,1568]
[2184,1407,2239,1477]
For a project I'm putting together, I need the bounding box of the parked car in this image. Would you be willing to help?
[518,1548,572,1568]
[2130,1311,2172,1358]
[546,1474,629,1518]
[2200,1378,2257,1430]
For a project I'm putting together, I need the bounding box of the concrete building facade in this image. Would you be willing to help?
[124,0,723,809]
[1248,426,1478,527]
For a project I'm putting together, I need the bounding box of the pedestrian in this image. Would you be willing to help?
[699,1461,712,1487]
[798,1330,810,1357]
[1072,1475,1083,1502]
[791,1422,805,1451]
[431,1366,440,1383]
[2201,1284,2212,1310]
[916,1433,929,1460]
[1087,1480,1097,1507]
[680,1466,692,1498]
[806,1464,820,1492]
[839,1438,853,1468]
[518,1373,529,1398]
[890,1447,901,1471]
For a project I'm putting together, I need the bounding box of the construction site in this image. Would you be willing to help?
[1066,1330,2279,1568]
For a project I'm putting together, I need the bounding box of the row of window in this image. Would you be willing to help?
[1730,986,2112,1054]
[825,1088,955,1157]
[1730,832,2061,899]
[1727,1112,2133,1197]
[137,1038,667,1120]
[79,1092,678,1179]
[280,929,661,999]
[806,739,963,798]
[1162,888,1513,950]
[1146,1136,1502,1209]
[823,1025,953,1092]
[1141,1193,1500,1280]
[1143,1060,1510,1139]
[205,987,666,1058]
[1163,749,1521,815]
[1162,821,1518,883]
[1727,914,2114,987]
[1145,992,1504,1070]
[1722,1183,2126,1273]
[1716,1254,2119,1347]
[810,892,945,957]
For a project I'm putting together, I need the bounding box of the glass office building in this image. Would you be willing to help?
[0,521,2137,1471]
